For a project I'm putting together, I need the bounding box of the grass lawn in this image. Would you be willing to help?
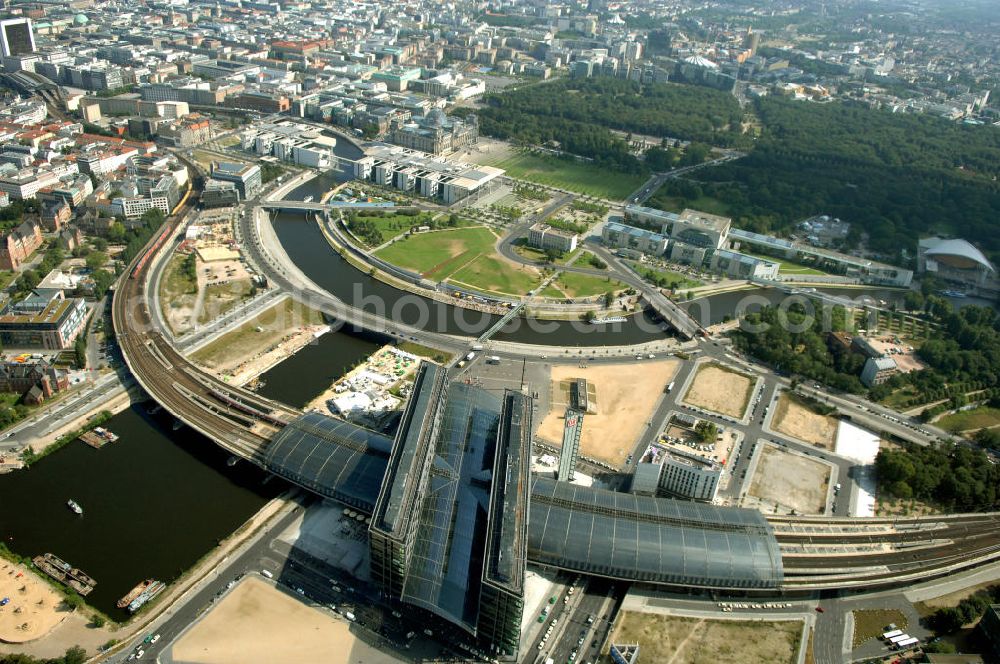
[159,254,198,334]
[631,262,702,289]
[612,612,801,664]
[395,341,453,364]
[485,151,644,201]
[936,406,1000,433]
[551,271,623,299]
[450,254,542,296]
[0,271,14,290]
[191,150,244,173]
[217,135,241,148]
[197,279,254,325]
[538,283,566,299]
[511,240,575,265]
[190,298,325,371]
[375,226,498,279]
[646,192,734,218]
[851,609,907,647]
[347,212,440,247]
[741,250,829,276]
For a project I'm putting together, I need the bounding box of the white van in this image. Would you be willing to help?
[260,569,274,579]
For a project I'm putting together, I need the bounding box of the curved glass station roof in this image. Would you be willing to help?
[264,400,783,591]
[264,411,392,512]
[527,477,783,589]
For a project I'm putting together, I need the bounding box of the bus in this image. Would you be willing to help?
[888,634,912,645]
[894,637,919,649]
[882,629,904,641]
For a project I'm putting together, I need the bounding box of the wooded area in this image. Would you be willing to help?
[689,97,1000,260]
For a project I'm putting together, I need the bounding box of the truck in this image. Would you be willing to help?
[260,569,273,579]
[472,344,484,351]
[666,381,675,393]
[344,611,356,622]
[465,351,475,362]
[881,629,903,641]
[486,356,501,364]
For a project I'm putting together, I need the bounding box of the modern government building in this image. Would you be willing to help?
[263,362,784,658]
[605,204,915,287]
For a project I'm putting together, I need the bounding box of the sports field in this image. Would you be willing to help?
[478,151,644,201]
[375,226,543,295]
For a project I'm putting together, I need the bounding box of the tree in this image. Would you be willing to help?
[90,614,106,628]
[603,291,615,307]
[92,237,108,252]
[74,336,87,370]
[85,251,107,270]
[107,222,126,242]
[63,646,88,664]
[543,248,564,263]
[694,420,718,444]
[582,310,597,322]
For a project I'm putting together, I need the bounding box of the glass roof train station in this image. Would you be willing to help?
[264,361,783,658]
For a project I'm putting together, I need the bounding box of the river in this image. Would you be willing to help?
[255,327,382,409]
[0,405,283,619]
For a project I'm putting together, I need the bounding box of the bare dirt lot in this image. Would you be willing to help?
[747,445,831,515]
[168,576,404,664]
[0,562,65,644]
[611,611,802,664]
[190,297,326,379]
[537,359,679,466]
[682,363,754,419]
[772,394,838,450]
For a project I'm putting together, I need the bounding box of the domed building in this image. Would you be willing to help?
[73,14,89,26]
[918,237,998,296]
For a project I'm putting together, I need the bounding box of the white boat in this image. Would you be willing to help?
[67,500,83,515]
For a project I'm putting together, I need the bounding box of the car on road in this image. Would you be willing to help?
[815,607,825,613]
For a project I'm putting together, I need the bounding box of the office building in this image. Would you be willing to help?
[369,363,531,658]
[557,409,583,482]
[861,356,898,387]
[211,162,262,201]
[632,443,722,502]
[729,228,913,287]
[0,219,42,270]
[0,18,35,57]
[602,221,669,256]
[528,222,578,254]
[352,145,503,205]
[0,291,88,350]
[201,179,239,208]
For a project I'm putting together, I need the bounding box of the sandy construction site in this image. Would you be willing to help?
[681,363,754,419]
[0,562,65,644]
[772,394,838,450]
[168,577,404,664]
[537,359,679,466]
[747,445,831,515]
